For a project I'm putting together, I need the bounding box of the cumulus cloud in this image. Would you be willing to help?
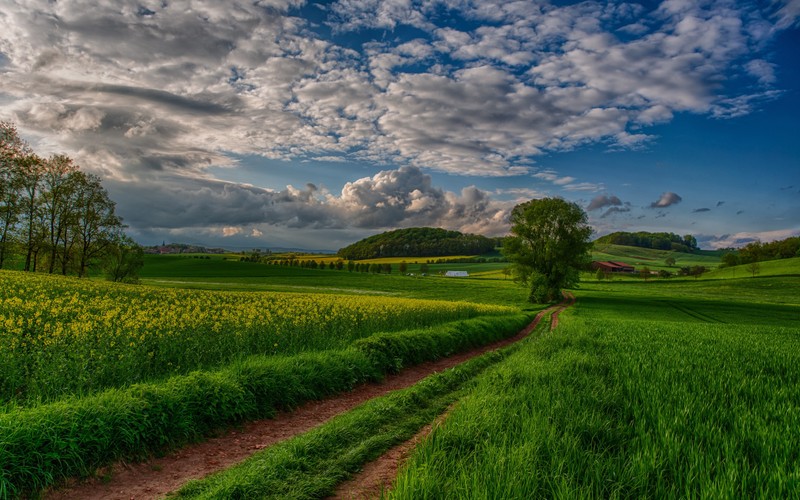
[700,228,800,249]
[650,192,683,208]
[587,194,623,211]
[0,0,792,183]
[105,166,513,240]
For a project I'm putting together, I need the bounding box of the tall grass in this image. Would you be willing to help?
[0,270,513,405]
[391,303,800,497]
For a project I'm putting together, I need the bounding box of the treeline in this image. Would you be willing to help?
[338,227,498,260]
[0,121,140,280]
[721,236,800,267]
[595,231,698,253]
[144,243,227,254]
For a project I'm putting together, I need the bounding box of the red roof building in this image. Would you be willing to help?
[591,261,635,273]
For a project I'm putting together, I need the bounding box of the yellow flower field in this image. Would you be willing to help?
[0,270,513,405]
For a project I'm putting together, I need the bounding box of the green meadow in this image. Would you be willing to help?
[391,263,800,498]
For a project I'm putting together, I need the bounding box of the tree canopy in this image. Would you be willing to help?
[594,231,698,253]
[502,198,592,304]
[337,227,497,260]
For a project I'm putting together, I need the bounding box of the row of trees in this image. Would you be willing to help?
[337,227,498,260]
[0,121,140,280]
[720,237,800,267]
[264,257,436,275]
[595,231,698,253]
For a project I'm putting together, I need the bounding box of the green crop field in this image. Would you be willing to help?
[139,254,525,306]
[591,243,721,270]
[391,274,800,498]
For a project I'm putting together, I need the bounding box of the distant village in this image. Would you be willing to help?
[143,243,228,255]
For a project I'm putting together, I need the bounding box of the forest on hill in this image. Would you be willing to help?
[337,227,498,260]
[594,231,698,253]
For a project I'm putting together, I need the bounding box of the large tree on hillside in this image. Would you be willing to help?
[503,198,592,304]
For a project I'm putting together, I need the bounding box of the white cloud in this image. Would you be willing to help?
[650,191,683,208]
[105,166,513,238]
[587,194,623,211]
[702,228,800,249]
[746,59,777,85]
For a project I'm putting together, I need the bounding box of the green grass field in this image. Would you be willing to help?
[391,272,800,498]
[591,243,721,270]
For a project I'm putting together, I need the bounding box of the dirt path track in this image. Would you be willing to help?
[46,298,572,500]
[330,292,575,499]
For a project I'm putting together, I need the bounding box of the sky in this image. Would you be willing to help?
[1,0,798,252]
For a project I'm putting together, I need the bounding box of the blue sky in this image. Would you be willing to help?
[1,0,798,251]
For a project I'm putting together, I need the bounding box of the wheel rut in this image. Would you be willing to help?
[45,298,570,500]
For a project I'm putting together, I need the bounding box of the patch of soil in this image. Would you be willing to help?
[328,410,452,500]
[45,302,564,500]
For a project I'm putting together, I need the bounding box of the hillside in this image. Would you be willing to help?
[594,231,699,253]
[337,227,497,260]
[591,244,720,270]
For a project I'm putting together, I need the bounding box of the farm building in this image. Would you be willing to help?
[445,270,469,277]
[591,261,635,273]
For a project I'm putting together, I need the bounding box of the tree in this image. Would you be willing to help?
[690,265,707,279]
[73,172,123,277]
[502,198,592,303]
[103,234,144,283]
[595,268,605,281]
[746,260,760,278]
[40,154,79,274]
[0,122,29,268]
[640,266,652,281]
[721,252,739,268]
[399,261,408,274]
[665,256,676,267]
[17,153,45,271]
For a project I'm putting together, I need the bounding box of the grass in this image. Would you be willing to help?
[0,313,535,497]
[139,255,528,306]
[591,243,721,270]
[705,256,800,279]
[390,276,800,498]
